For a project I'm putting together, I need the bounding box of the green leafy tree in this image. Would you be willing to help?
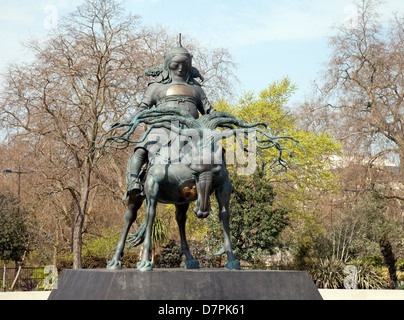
[1,192,31,290]
[230,169,290,264]
[83,226,121,261]
[215,78,342,241]
[0,193,29,264]
[329,192,403,261]
[207,169,290,265]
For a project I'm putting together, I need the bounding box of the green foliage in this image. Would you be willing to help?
[293,192,402,289]
[342,193,402,260]
[212,78,342,268]
[0,193,30,262]
[350,261,385,289]
[152,215,168,245]
[82,226,121,260]
[303,192,403,267]
[57,253,107,269]
[309,257,345,289]
[215,78,342,237]
[63,225,128,269]
[293,235,318,271]
[208,168,290,264]
[154,240,221,269]
[309,257,387,289]
[33,267,58,291]
[57,250,139,270]
[397,259,404,271]
[360,255,384,268]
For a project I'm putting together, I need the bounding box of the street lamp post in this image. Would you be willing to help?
[2,166,34,214]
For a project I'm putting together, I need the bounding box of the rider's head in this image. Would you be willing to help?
[164,45,193,83]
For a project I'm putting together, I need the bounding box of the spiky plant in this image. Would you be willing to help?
[351,261,386,289]
[309,257,344,289]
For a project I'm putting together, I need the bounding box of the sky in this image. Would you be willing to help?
[1,0,404,106]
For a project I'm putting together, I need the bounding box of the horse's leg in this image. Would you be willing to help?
[215,180,241,270]
[175,203,200,269]
[137,180,159,271]
[107,193,144,270]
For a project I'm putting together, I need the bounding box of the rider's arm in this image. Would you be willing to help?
[196,86,215,115]
[129,83,158,120]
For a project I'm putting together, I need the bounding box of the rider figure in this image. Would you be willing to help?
[124,40,215,199]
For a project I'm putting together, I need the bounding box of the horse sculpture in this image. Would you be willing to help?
[96,108,301,271]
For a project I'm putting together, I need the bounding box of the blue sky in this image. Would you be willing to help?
[1,0,404,106]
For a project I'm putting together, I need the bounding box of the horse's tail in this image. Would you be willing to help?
[127,222,147,249]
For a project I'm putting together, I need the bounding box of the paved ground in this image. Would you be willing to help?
[0,291,51,300]
[319,289,404,300]
[1,290,404,300]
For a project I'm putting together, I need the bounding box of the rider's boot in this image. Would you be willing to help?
[123,148,148,200]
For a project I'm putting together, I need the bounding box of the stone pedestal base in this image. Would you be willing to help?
[48,268,322,300]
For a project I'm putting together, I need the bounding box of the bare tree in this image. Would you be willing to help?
[308,0,404,177]
[0,0,142,268]
[0,0,238,268]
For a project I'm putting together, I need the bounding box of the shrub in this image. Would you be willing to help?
[121,251,139,269]
[154,240,221,269]
[350,261,386,289]
[360,255,384,268]
[309,257,344,289]
[396,259,404,271]
[310,258,387,289]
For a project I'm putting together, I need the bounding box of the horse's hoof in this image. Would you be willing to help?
[185,259,200,269]
[137,260,153,271]
[225,260,241,270]
[106,259,122,270]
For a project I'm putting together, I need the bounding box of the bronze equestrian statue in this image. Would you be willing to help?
[96,39,302,271]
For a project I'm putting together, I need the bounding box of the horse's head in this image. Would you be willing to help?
[187,134,223,218]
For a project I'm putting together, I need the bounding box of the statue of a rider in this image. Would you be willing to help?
[123,36,215,200]
[103,36,303,271]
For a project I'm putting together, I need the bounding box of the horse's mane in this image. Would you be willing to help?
[95,108,305,167]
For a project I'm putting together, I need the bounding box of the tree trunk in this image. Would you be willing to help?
[72,212,85,269]
[2,261,6,292]
[53,220,59,267]
[10,250,27,291]
[72,164,92,269]
[397,145,404,179]
[379,233,398,289]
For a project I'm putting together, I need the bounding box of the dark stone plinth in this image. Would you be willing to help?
[48,269,322,300]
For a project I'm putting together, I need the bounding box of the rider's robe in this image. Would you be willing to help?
[125,81,215,195]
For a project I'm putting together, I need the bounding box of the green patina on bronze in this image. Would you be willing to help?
[94,37,304,272]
